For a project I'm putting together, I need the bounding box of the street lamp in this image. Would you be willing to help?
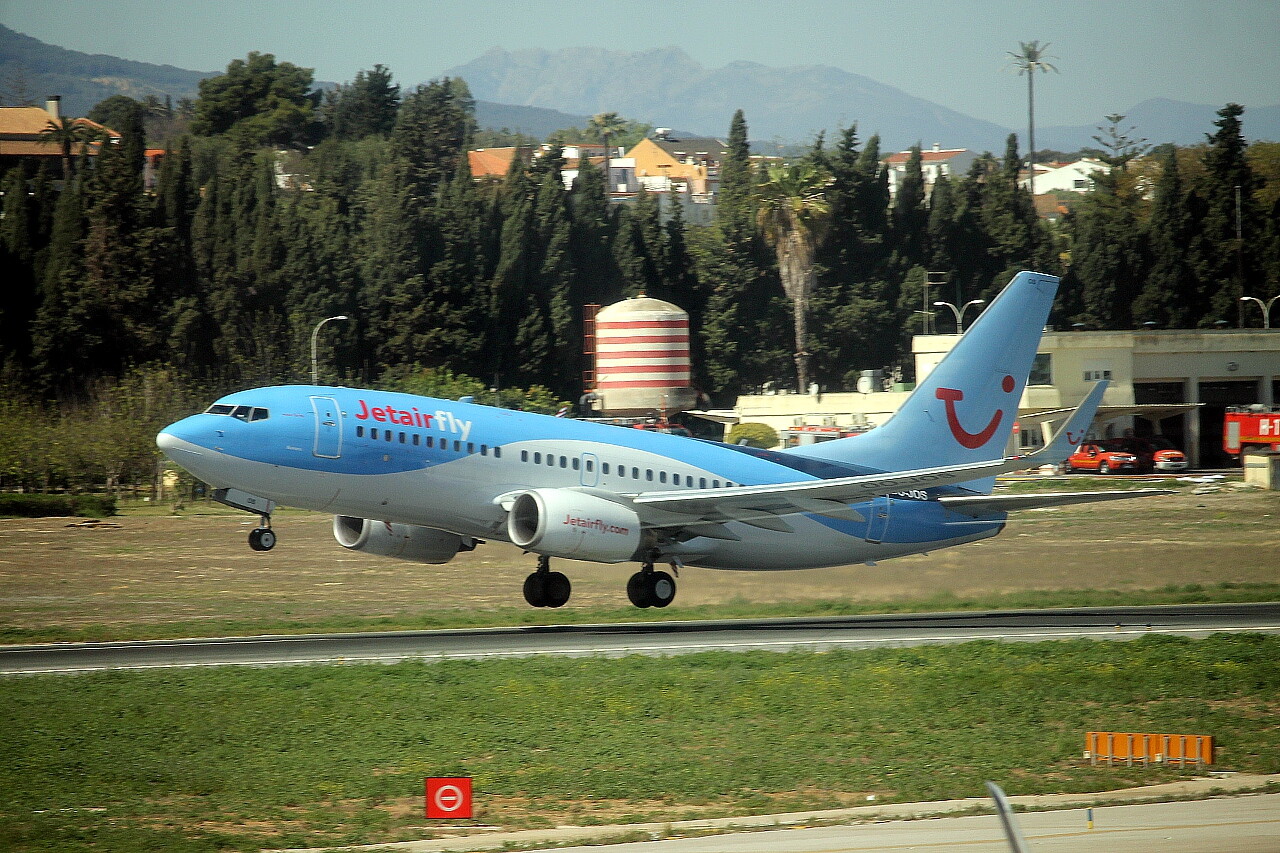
[933,299,986,334]
[310,315,349,385]
[1239,295,1279,329]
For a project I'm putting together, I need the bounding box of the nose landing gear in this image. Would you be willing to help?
[248,517,276,551]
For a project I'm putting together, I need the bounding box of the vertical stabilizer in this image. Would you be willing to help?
[789,271,1059,474]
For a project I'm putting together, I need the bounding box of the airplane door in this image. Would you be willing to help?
[579,452,600,487]
[865,496,891,543]
[311,396,342,459]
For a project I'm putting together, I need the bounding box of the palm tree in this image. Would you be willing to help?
[1006,40,1058,195]
[755,161,834,393]
[39,116,100,181]
[587,112,627,197]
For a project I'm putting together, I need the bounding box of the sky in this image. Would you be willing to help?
[4,0,1278,129]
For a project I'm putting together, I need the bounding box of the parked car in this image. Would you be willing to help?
[1133,437,1189,473]
[1066,442,1141,474]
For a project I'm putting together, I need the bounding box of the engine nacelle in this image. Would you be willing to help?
[332,516,473,564]
[507,489,642,563]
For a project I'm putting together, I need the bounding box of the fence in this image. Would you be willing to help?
[1085,731,1214,767]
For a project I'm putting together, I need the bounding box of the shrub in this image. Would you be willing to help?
[0,493,117,518]
[724,422,779,449]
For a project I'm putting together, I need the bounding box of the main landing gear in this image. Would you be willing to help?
[627,559,677,608]
[523,555,571,608]
[248,515,276,552]
[520,555,679,609]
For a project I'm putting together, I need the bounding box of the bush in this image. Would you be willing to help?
[724,422,779,449]
[0,493,117,518]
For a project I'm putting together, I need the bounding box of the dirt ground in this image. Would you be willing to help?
[1,482,1277,636]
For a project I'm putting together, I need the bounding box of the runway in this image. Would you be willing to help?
[4,602,1277,676]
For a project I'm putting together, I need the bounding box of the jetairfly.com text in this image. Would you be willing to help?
[562,515,630,536]
[354,400,472,441]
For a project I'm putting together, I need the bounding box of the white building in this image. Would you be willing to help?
[1022,158,1111,194]
[883,144,980,201]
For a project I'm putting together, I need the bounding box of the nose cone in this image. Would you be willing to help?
[156,415,203,460]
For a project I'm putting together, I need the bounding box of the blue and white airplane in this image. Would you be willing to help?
[157,271,1165,609]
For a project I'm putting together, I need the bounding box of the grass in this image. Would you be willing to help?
[3,581,1278,646]
[1,633,1278,851]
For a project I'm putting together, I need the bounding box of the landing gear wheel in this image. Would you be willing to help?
[627,571,652,608]
[248,527,276,551]
[544,571,571,608]
[648,571,676,608]
[523,571,548,607]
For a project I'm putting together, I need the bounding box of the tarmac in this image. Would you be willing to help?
[276,771,1280,853]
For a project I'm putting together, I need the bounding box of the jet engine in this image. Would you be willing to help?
[507,489,642,562]
[332,516,474,564]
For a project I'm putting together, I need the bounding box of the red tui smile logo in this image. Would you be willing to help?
[935,375,1015,449]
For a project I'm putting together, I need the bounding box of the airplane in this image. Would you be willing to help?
[156,271,1168,609]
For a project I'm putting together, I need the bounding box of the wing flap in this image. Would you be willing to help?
[939,489,1174,516]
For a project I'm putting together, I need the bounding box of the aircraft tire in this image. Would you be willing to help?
[248,528,276,551]
[648,571,676,608]
[626,572,653,608]
[523,572,548,607]
[544,571,571,608]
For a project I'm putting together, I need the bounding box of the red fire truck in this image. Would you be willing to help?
[1224,406,1280,457]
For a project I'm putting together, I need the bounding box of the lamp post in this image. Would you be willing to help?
[932,299,986,334]
[310,315,349,385]
[1239,295,1279,329]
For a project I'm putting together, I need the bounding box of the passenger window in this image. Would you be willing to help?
[699,477,706,488]
[480,444,487,455]
[632,467,639,479]
[602,463,610,475]
[356,426,364,438]
[467,442,474,454]
[646,469,653,481]
[412,434,420,446]
[385,431,392,442]
[453,440,460,452]
[371,428,379,440]
[584,459,592,472]
[534,452,542,463]
[559,457,567,468]
[427,436,434,448]
[494,447,502,459]
[399,432,406,443]
[659,472,667,483]
[712,479,720,488]
[522,450,529,462]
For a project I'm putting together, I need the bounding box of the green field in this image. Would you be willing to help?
[3,633,1278,852]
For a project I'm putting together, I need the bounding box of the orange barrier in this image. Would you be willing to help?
[1085,732,1213,767]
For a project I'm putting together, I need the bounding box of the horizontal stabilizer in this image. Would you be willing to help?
[939,489,1174,517]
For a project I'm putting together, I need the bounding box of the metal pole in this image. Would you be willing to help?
[310,315,349,385]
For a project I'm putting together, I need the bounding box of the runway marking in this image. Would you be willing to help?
[5,624,1279,675]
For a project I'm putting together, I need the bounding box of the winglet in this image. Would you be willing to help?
[1033,381,1107,464]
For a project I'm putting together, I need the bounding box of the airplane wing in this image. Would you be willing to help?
[629,382,1143,532]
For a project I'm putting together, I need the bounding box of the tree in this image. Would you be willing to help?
[755,161,834,392]
[38,113,100,181]
[1195,104,1259,324]
[391,78,477,200]
[1133,148,1200,327]
[1092,113,1150,171]
[191,52,318,147]
[588,111,627,198]
[1006,40,1058,195]
[329,65,400,140]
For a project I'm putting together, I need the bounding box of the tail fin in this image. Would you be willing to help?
[790,270,1060,472]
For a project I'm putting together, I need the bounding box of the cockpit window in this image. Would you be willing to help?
[205,404,270,421]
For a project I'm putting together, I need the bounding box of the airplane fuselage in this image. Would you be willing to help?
[159,385,1005,571]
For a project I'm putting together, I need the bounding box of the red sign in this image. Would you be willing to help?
[425,777,473,819]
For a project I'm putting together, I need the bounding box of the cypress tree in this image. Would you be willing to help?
[1133,148,1200,328]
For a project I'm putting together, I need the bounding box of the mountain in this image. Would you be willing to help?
[446,46,1015,152]
[1039,98,1280,150]
[0,24,214,114]
[473,100,591,138]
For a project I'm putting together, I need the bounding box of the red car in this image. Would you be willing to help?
[1066,441,1141,474]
